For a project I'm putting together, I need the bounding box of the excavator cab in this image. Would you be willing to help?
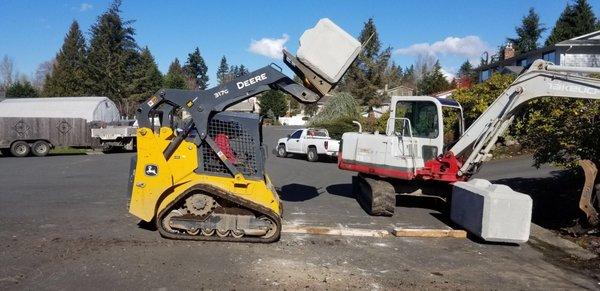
[386,96,464,162]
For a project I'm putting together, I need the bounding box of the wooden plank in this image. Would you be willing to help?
[282,225,467,239]
[392,228,467,238]
[282,225,389,238]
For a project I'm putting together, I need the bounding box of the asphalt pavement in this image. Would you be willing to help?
[0,126,598,289]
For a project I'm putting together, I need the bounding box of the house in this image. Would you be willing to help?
[376,84,414,97]
[228,96,258,112]
[361,104,390,118]
[477,30,600,82]
[432,89,456,99]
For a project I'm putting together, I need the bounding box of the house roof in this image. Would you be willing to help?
[432,89,456,97]
[477,29,600,72]
[477,46,555,71]
[568,30,600,41]
[555,39,600,46]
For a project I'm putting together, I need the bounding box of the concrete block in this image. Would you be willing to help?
[297,18,361,84]
[450,179,532,243]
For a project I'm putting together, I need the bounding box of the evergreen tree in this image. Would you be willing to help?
[6,80,38,97]
[237,65,249,76]
[258,90,287,118]
[216,56,230,84]
[183,47,209,89]
[341,18,391,106]
[309,92,360,125]
[163,58,187,89]
[86,0,140,102]
[303,102,318,117]
[417,61,450,95]
[402,65,416,89]
[43,21,88,97]
[546,0,598,46]
[128,47,162,103]
[458,61,474,78]
[458,60,478,81]
[384,62,403,88]
[229,65,249,78]
[508,8,546,53]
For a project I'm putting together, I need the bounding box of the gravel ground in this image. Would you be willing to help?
[0,126,598,290]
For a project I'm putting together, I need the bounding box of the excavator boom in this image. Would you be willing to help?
[452,60,600,177]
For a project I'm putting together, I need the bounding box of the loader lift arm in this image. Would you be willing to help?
[451,60,600,178]
[135,54,328,177]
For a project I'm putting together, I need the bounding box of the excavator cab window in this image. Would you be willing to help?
[395,101,439,138]
[442,106,463,150]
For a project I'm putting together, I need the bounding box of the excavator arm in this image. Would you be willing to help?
[451,60,600,177]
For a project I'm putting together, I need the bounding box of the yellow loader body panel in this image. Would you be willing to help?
[128,127,281,223]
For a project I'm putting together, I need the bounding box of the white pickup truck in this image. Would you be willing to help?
[276,128,340,162]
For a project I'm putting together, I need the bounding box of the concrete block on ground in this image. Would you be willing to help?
[451,179,532,243]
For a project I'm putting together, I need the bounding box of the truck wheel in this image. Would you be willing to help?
[307,147,319,162]
[32,140,51,157]
[277,145,287,158]
[10,141,30,157]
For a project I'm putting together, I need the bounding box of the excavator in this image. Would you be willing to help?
[127,19,361,242]
[339,60,600,226]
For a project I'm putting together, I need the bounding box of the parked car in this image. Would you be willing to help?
[276,128,340,162]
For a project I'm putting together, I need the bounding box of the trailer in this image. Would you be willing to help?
[90,119,137,151]
[0,96,126,157]
[0,117,90,156]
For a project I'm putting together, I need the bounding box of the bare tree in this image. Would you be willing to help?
[413,54,437,82]
[33,59,56,91]
[0,55,15,88]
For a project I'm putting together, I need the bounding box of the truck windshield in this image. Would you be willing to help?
[395,101,439,138]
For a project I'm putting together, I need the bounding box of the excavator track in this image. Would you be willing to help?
[156,184,281,243]
[354,174,395,216]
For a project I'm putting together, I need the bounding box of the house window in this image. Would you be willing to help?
[517,58,528,67]
[542,51,556,63]
[480,69,491,81]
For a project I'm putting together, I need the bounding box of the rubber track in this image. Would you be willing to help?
[156,183,281,243]
[354,174,395,216]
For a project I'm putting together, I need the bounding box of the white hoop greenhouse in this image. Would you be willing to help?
[0,97,120,122]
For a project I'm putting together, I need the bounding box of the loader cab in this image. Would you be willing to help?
[388,96,463,161]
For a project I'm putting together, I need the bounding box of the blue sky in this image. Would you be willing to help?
[1,0,599,85]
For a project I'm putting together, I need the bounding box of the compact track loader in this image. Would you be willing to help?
[128,19,361,242]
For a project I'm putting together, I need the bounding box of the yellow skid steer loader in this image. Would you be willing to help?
[127,19,361,242]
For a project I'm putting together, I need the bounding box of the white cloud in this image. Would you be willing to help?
[395,36,490,59]
[79,3,93,12]
[440,67,456,82]
[248,34,289,59]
